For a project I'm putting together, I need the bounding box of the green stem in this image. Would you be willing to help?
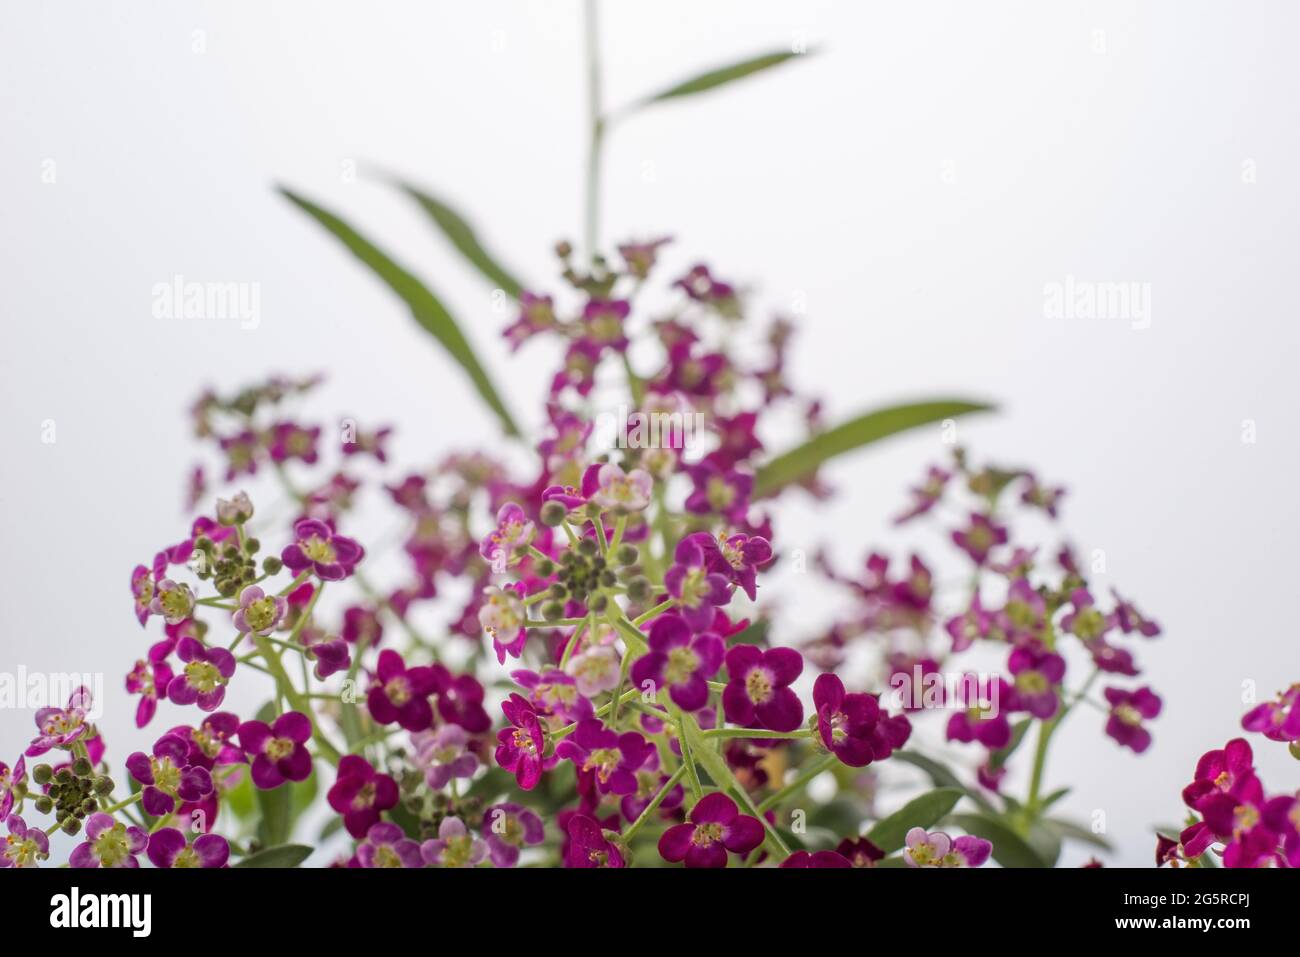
[623,764,688,842]
[757,752,837,813]
[583,0,604,261]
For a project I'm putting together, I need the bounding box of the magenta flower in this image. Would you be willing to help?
[555,719,653,795]
[1103,685,1162,753]
[0,815,49,868]
[684,461,753,523]
[482,802,545,868]
[503,291,557,350]
[512,668,592,724]
[590,463,653,513]
[69,813,148,868]
[1108,587,1162,637]
[237,711,313,789]
[125,733,214,816]
[1181,738,1262,812]
[565,813,625,868]
[630,613,724,711]
[232,585,287,636]
[618,237,671,278]
[496,693,546,790]
[125,648,174,728]
[658,792,763,868]
[412,725,479,789]
[341,605,384,647]
[893,465,951,524]
[479,502,535,569]
[0,758,25,818]
[328,755,399,838]
[946,677,1014,749]
[166,636,236,712]
[219,428,262,479]
[579,297,631,351]
[268,420,321,465]
[665,535,732,632]
[367,649,438,732]
[421,816,488,868]
[1007,645,1066,719]
[149,578,195,626]
[1059,589,1110,642]
[951,512,1008,565]
[813,673,911,767]
[340,423,392,462]
[721,645,805,732]
[131,564,155,627]
[781,850,852,868]
[620,754,685,824]
[26,686,94,757]
[904,827,992,867]
[1241,685,1300,742]
[170,712,244,769]
[478,584,528,664]
[356,821,422,868]
[281,517,365,581]
[946,594,993,653]
[146,828,230,868]
[674,264,737,312]
[836,837,885,867]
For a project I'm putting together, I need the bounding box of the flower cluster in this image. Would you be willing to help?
[0,242,1183,870]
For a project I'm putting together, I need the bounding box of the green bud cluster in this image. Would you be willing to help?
[33,761,114,834]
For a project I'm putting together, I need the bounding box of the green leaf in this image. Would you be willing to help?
[948,812,1050,868]
[727,619,770,646]
[753,399,994,497]
[233,844,313,868]
[633,49,813,109]
[255,782,293,847]
[278,186,521,438]
[893,750,995,814]
[395,182,524,298]
[864,787,963,854]
[1043,816,1114,851]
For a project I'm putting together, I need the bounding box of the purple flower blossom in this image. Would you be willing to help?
[0,757,25,818]
[1241,684,1300,742]
[126,643,174,728]
[590,463,653,512]
[951,512,1008,565]
[665,535,732,632]
[0,814,49,868]
[1104,685,1162,753]
[421,816,488,868]
[267,420,321,465]
[281,517,365,581]
[566,645,621,698]
[26,687,94,757]
[237,711,313,789]
[479,502,535,569]
[904,827,992,867]
[684,461,752,523]
[482,802,545,867]
[1007,645,1066,719]
[1060,589,1110,642]
[478,584,528,664]
[356,821,422,868]
[946,676,1014,749]
[894,466,951,524]
[412,725,479,789]
[721,645,805,732]
[232,585,287,636]
[579,298,630,352]
[367,649,438,732]
[126,733,214,816]
[131,564,155,627]
[328,755,399,838]
[496,693,546,791]
[69,813,148,868]
[1109,588,1161,638]
[781,850,852,868]
[166,636,236,712]
[150,578,195,626]
[630,613,724,711]
[512,668,592,724]
[619,754,685,824]
[555,719,653,795]
[146,828,230,868]
[813,673,911,767]
[565,813,625,868]
[503,291,557,350]
[658,792,763,868]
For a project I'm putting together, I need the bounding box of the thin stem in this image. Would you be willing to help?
[623,764,688,842]
[583,0,604,261]
[757,752,837,813]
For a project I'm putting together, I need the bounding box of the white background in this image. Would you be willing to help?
[3,0,1298,866]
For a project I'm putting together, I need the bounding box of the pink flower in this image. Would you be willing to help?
[658,792,763,868]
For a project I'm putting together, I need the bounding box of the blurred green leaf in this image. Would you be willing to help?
[632,49,814,110]
[396,182,524,298]
[865,787,963,854]
[278,186,521,438]
[256,782,293,847]
[233,844,313,868]
[893,750,995,814]
[948,812,1050,868]
[753,399,994,497]
[1044,816,1114,851]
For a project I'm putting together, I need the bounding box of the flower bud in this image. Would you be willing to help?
[542,601,565,621]
[72,758,92,777]
[577,537,599,558]
[615,544,639,566]
[535,558,555,577]
[262,556,284,575]
[627,576,651,602]
[540,501,568,527]
[32,764,53,786]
